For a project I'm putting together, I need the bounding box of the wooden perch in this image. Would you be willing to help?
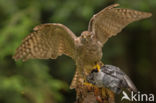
[75,83,115,103]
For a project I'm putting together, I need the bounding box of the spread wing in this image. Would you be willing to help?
[13,23,77,61]
[88,4,152,45]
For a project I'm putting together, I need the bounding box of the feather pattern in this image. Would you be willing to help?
[13,23,77,61]
[89,4,152,44]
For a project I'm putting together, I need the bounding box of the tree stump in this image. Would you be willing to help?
[75,83,115,103]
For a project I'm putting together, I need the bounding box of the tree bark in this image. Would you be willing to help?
[75,84,115,103]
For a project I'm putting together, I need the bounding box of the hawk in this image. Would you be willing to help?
[13,4,151,92]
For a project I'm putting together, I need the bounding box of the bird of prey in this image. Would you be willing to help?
[87,65,137,94]
[13,4,152,90]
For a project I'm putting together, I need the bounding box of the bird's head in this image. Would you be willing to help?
[80,31,93,44]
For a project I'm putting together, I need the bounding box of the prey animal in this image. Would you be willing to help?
[13,4,152,90]
[87,65,137,94]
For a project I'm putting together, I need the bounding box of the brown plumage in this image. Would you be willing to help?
[13,3,151,93]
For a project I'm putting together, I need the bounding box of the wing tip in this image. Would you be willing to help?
[12,53,22,61]
[12,50,20,61]
[12,48,29,62]
[139,12,152,20]
[12,55,17,61]
[146,12,152,18]
[12,54,28,62]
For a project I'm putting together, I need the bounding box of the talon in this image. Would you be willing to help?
[83,82,93,87]
[83,82,95,91]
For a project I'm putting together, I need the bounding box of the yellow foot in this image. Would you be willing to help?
[93,64,101,72]
[83,82,99,93]
[83,82,96,90]
[83,82,94,87]
[84,82,105,102]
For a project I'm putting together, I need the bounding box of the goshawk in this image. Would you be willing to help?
[13,4,152,90]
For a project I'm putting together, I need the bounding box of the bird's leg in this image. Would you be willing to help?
[83,62,101,87]
[82,77,94,91]
[79,62,115,103]
[82,63,104,101]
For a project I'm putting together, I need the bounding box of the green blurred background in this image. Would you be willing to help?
[0,0,155,103]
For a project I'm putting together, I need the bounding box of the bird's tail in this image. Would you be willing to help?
[70,68,84,89]
[70,70,78,89]
[124,75,138,92]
